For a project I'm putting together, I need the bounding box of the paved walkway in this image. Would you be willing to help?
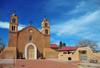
[0,59,14,67]
[0,59,100,68]
[15,59,77,68]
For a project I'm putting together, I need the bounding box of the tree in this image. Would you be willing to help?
[62,42,66,47]
[0,35,6,53]
[59,41,66,49]
[59,41,63,49]
[75,39,98,52]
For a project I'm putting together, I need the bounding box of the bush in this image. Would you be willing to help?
[40,53,43,57]
[19,52,23,57]
[87,65,91,67]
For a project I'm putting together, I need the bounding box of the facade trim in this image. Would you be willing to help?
[25,43,37,59]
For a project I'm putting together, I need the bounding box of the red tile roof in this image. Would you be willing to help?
[50,44,59,48]
[59,47,78,51]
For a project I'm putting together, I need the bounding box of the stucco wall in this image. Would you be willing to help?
[8,32,18,47]
[0,47,17,59]
[17,26,46,58]
[43,48,58,59]
[58,47,100,63]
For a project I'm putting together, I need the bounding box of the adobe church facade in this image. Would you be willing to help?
[0,13,58,59]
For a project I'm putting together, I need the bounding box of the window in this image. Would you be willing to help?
[29,36,32,41]
[12,26,13,31]
[13,26,15,31]
[45,30,48,34]
[68,51,71,54]
[63,52,67,54]
[12,19,16,23]
[45,23,48,26]
[82,50,87,54]
[79,50,87,54]
[11,26,15,31]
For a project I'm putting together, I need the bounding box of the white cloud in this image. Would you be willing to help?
[0,21,9,29]
[0,21,42,32]
[69,0,100,14]
[50,9,100,48]
[18,24,26,30]
[76,6,79,8]
[50,37,60,45]
[51,10,100,36]
[0,21,26,31]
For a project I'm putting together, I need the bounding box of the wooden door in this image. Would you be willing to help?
[80,56,87,61]
[28,49,35,59]
[27,45,35,59]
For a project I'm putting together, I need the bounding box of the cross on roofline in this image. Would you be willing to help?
[29,21,33,26]
[14,10,16,14]
[44,15,46,19]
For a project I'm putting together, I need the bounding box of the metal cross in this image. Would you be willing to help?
[14,10,16,14]
[30,21,33,26]
[44,15,46,19]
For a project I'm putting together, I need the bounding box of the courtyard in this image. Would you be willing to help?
[0,59,100,68]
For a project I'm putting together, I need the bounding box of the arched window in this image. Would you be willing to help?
[13,26,15,31]
[45,29,48,34]
[11,26,15,31]
[29,36,32,41]
[12,19,16,23]
[45,23,48,26]
[12,26,13,31]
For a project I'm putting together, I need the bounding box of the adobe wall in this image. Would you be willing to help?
[17,26,50,58]
[44,35,50,48]
[43,48,58,59]
[8,32,18,47]
[58,47,100,63]
[0,47,17,59]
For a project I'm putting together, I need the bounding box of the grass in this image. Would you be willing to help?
[87,65,91,67]
[77,63,81,65]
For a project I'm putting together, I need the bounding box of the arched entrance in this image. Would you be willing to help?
[25,43,37,59]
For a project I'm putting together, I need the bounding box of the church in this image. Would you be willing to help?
[0,13,59,59]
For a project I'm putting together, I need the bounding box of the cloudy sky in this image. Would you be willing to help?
[0,0,100,50]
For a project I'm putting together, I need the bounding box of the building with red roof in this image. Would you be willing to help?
[58,46,100,63]
[59,47,76,51]
[50,44,59,48]
[50,44,59,52]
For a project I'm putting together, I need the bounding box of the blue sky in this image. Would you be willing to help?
[0,0,100,50]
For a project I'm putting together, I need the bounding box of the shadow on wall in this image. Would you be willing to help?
[37,49,40,59]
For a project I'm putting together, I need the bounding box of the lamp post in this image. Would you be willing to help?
[13,52,15,67]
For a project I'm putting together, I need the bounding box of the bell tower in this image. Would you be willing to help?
[41,15,50,35]
[9,10,18,32]
[8,10,18,47]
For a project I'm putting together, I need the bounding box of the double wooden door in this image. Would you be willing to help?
[27,45,35,59]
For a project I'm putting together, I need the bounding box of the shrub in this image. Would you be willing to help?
[19,52,23,57]
[40,53,43,57]
[77,63,81,65]
[87,65,91,67]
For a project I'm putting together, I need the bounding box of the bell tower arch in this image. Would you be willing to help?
[41,15,50,35]
[8,10,18,47]
[9,11,18,32]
